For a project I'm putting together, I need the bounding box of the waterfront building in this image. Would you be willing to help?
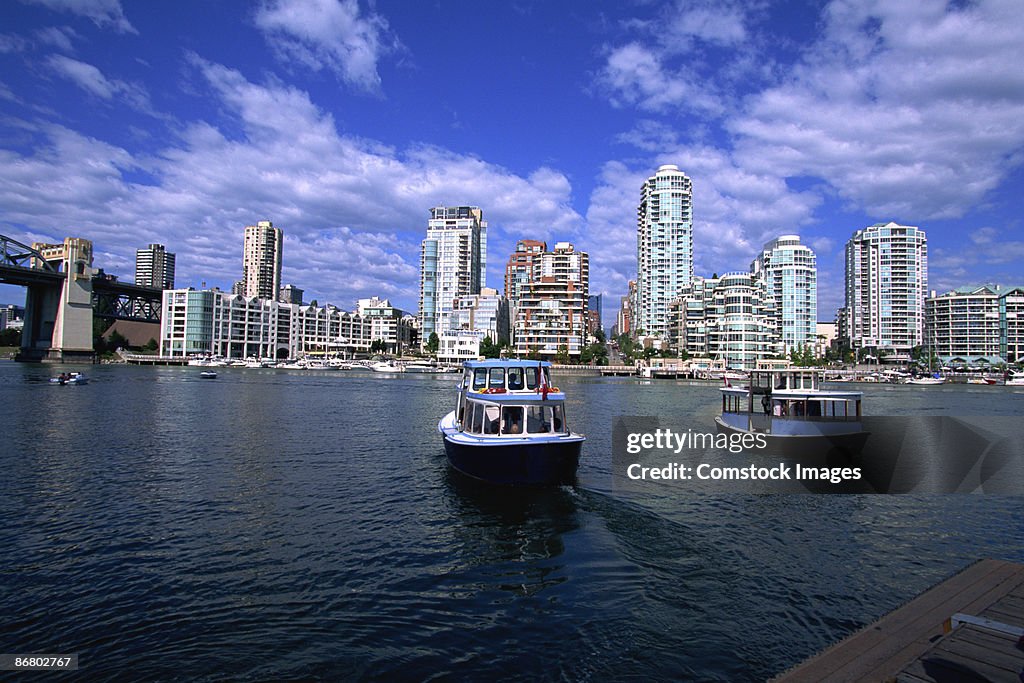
[925,284,1024,365]
[242,220,283,300]
[668,273,778,369]
[514,242,589,359]
[279,284,304,305]
[438,330,487,364]
[637,164,693,340]
[449,287,510,345]
[419,206,487,346]
[135,244,175,289]
[841,222,928,358]
[751,236,817,356]
[357,296,415,355]
[160,289,403,359]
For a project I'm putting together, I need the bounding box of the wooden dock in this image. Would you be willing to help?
[773,558,1024,682]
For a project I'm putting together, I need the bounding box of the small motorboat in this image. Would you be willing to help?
[50,372,88,385]
[199,370,218,379]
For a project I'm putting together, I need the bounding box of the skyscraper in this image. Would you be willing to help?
[751,235,817,356]
[242,220,283,300]
[842,222,928,356]
[504,239,547,303]
[637,164,693,339]
[419,206,487,344]
[135,243,175,289]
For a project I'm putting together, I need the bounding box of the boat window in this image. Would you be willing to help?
[526,405,551,433]
[501,406,524,435]
[471,401,484,434]
[526,368,538,390]
[551,405,566,433]
[484,405,501,435]
[473,368,487,390]
[461,399,472,430]
[488,367,505,389]
[507,367,525,390]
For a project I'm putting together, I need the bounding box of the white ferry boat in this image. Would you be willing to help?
[716,368,867,453]
[438,360,585,485]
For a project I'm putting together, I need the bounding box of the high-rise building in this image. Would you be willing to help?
[504,239,547,303]
[668,273,778,369]
[419,206,487,345]
[514,242,589,359]
[587,293,603,337]
[615,280,636,338]
[637,164,693,340]
[841,222,928,357]
[242,220,283,300]
[751,235,817,356]
[135,243,175,289]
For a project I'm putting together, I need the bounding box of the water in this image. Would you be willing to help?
[1,362,1022,681]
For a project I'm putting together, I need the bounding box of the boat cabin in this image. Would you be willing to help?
[721,368,862,421]
[455,360,570,438]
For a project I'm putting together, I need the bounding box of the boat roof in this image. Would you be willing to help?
[462,359,552,369]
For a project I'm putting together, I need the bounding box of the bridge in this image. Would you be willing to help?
[1,235,162,362]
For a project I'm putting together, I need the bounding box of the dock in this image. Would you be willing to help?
[773,558,1024,682]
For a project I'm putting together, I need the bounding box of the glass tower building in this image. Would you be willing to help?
[637,165,693,340]
[751,235,817,356]
[418,206,487,345]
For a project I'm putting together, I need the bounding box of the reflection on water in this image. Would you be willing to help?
[0,363,1022,681]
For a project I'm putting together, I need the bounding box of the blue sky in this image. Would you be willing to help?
[2,0,1023,324]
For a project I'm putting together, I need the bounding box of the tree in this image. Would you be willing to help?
[555,344,570,364]
[426,332,439,354]
[0,327,20,347]
[143,338,158,353]
[479,336,500,359]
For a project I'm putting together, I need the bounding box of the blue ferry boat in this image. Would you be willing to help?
[438,359,585,485]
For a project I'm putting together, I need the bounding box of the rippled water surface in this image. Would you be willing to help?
[2,362,1022,681]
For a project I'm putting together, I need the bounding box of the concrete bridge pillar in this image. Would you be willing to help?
[17,238,96,363]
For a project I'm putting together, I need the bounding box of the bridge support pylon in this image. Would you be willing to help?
[15,238,97,363]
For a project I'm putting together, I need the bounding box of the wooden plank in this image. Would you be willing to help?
[902,639,1021,681]
[773,559,1024,682]
[940,626,1024,673]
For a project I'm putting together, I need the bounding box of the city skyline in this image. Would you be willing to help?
[2,1,1023,319]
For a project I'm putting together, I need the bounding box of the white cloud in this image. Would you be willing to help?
[21,0,136,34]
[45,54,156,115]
[598,42,722,115]
[0,60,581,311]
[254,0,395,94]
[731,0,1024,220]
[35,26,77,52]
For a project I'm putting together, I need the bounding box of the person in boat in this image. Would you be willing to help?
[761,393,771,415]
[503,408,523,434]
[773,400,787,417]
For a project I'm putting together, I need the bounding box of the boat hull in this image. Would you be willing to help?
[714,415,868,457]
[442,436,582,485]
